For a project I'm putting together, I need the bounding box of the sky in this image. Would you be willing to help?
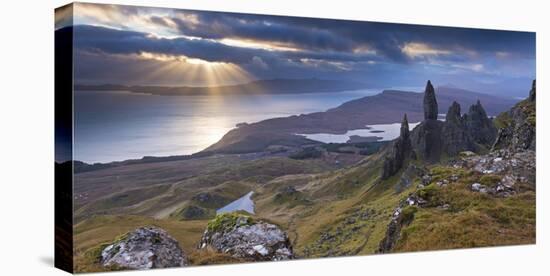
[57,3,536,97]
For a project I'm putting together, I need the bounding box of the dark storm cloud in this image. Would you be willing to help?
[159,10,535,62]
[69,3,535,95]
[73,25,272,64]
[72,24,382,68]
[73,4,535,65]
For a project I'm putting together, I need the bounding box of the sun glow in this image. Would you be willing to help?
[136,51,254,87]
[219,38,302,52]
[401,42,452,58]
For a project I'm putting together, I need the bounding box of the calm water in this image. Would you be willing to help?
[216,191,255,214]
[298,122,422,143]
[74,89,386,163]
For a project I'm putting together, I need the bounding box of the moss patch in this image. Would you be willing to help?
[206,212,254,232]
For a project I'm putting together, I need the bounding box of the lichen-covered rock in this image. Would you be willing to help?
[199,213,294,261]
[101,226,188,270]
[378,204,417,253]
[455,149,535,186]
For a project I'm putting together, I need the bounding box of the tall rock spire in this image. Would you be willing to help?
[445,101,461,124]
[423,80,438,120]
[400,113,410,140]
[382,114,413,179]
[529,79,536,102]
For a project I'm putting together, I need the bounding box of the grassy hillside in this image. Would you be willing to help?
[73,111,535,272]
[394,165,535,251]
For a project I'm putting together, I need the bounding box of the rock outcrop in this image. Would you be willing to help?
[199,213,294,261]
[423,80,439,120]
[411,121,443,163]
[378,80,536,253]
[377,204,416,253]
[529,79,536,102]
[492,79,536,151]
[441,101,476,156]
[464,100,497,145]
[382,114,415,179]
[412,81,444,163]
[411,81,496,163]
[100,226,188,270]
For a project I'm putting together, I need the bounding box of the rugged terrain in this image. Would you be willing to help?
[204,86,515,154]
[73,81,535,272]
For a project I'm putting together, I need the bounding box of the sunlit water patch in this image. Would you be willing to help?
[74,89,383,163]
[216,191,255,214]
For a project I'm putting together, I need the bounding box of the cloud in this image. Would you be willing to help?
[65,3,535,91]
[401,42,452,58]
[251,56,268,70]
[73,25,271,64]
[72,3,535,64]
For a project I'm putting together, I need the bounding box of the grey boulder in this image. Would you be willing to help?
[101,226,188,270]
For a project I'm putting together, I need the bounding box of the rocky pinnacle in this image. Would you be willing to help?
[446,101,462,124]
[400,114,410,140]
[423,80,438,120]
[382,113,413,179]
[529,79,536,102]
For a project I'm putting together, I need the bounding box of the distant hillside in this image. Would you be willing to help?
[204,86,518,154]
[74,78,367,96]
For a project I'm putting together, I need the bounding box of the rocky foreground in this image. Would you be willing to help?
[200,213,294,261]
[100,226,188,269]
[96,213,293,270]
[378,80,536,253]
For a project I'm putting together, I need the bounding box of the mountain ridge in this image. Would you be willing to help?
[74,78,367,96]
[204,86,517,154]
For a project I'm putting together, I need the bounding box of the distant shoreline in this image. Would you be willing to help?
[70,85,519,169]
[74,78,369,96]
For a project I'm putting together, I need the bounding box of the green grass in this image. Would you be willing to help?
[479,175,502,187]
[75,184,171,221]
[289,147,323,159]
[518,99,536,127]
[72,140,535,271]
[494,111,512,129]
[170,204,216,220]
[393,165,535,252]
[494,98,536,130]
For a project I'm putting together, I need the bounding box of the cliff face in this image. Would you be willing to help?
[492,80,536,151]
